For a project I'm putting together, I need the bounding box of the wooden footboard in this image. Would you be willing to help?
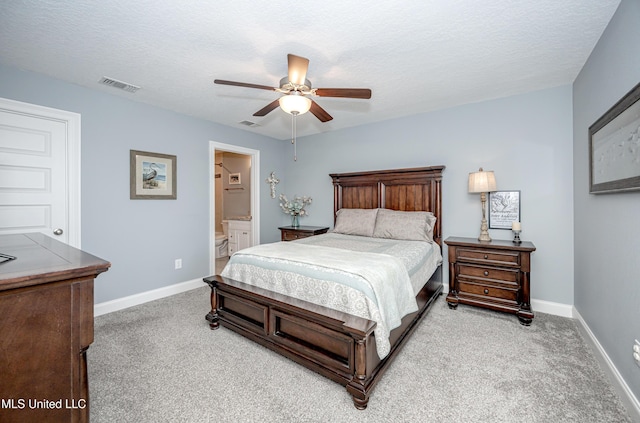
[203,266,442,409]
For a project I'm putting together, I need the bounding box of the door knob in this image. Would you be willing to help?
[53,228,64,236]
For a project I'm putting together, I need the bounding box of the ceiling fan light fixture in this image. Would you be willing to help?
[279,93,311,115]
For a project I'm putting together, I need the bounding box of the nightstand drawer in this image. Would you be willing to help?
[281,230,307,241]
[458,281,518,303]
[278,226,329,242]
[457,264,518,283]
[457,248,520,267]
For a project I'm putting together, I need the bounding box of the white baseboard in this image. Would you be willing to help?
[442,282,574,318]
[94,277,205,317]
[531,298,573,317]
[99,280,571,318]
[573,308,640,421]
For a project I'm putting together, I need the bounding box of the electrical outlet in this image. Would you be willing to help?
[174,258,182,270]
[634,340,640,368]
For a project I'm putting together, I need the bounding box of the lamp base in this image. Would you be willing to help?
[478,217,491,242]
[478,232,492,242]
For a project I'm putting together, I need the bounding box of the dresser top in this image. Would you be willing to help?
[444,236,536,252]
[0,233,111,291]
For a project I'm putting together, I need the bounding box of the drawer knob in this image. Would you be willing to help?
[484,271,489,276]
[484,289,489,295]
[484,254,488,259]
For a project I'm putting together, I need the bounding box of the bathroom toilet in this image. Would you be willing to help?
[215,221,229,258]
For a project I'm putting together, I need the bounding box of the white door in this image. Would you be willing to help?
[0,98,81,247]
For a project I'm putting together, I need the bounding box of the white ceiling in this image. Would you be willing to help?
[0,1,621,140]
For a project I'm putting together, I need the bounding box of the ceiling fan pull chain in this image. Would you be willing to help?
[292,112,298,161]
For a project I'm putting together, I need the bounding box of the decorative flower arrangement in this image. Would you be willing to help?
[278,194,312,226]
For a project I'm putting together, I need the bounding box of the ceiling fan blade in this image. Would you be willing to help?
[253,99,281,117]
[315,88,372,99]
[287,54,309,86]
[309,100,333,122]
[214,79,276,91]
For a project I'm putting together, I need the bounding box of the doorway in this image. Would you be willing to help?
[209,141,260,275]
[0,97,81,247]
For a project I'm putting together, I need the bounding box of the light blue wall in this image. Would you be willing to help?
[0,63,575,307]
[287,85,575,305]
[0,63,288,303]
[573,0,640,403]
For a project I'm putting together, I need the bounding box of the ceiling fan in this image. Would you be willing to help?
[214,54,372,123]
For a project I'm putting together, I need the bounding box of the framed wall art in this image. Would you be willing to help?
[229,172,241,185]
[489,190,521,229]
[589,82,640,194]
[130,150,177,199]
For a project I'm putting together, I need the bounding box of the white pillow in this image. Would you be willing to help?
[372,209,435,242]
[332,208,378,237]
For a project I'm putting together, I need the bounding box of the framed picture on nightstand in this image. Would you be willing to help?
[489,190,520,229]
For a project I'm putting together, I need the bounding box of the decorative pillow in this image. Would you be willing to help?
[332,208,378,237]
[372,209,436,242]
[426,212,437,241]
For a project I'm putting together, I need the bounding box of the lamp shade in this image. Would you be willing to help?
[279,93,312,115]
[468,168,496,193]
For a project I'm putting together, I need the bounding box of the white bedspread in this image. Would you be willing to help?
[221,234,440,358]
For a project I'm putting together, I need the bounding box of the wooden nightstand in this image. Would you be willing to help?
[278,225,329,241]
[444,236,536,325]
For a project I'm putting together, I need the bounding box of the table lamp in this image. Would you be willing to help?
[468,167,496,242]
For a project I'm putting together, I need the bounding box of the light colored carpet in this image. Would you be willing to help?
[88,286,632,422]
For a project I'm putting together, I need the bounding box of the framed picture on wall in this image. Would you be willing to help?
[488,190,521,229]
[229,173,241,185]
[589,81,640,194]
[130,150,177,199]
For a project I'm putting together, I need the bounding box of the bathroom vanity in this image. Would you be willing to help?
[227,218,252,255]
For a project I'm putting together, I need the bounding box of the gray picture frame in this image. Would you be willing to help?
[489,190,521,229]
[130,150,177,199]
[589,82,640,194]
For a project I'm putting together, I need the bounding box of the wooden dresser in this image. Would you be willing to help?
[0,233,110,423]
[278,225,329,241]
[444,236,536,325]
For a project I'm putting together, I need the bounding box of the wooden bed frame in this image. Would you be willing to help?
[204,166,445,409]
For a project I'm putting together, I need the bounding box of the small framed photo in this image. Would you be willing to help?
[229,173,241,185]
[130,150,177,199]
[489,191,521,229]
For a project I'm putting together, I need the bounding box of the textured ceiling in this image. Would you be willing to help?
[0,1,621,140]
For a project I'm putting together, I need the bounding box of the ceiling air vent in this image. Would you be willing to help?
[98,77,140,93]
[239,120,260,127]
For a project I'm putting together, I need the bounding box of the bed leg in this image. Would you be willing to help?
[205,310,220,330]
[350,393,369,410]
[346,338,370,410]
[203,277,220,330]
[347,376,369,410]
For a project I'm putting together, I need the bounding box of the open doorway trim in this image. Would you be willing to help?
[209,141,260,275]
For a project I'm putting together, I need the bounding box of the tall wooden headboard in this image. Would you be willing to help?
[329,166,445,246]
